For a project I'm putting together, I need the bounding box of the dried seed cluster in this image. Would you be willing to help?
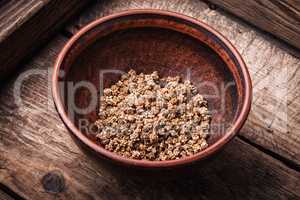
[95,70,211,161]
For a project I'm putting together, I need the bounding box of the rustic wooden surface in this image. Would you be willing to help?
[67,0,300,168]
[0,0,92,80]
[0,0,300,199]
[0,36,299,200]
[205,0,300,49]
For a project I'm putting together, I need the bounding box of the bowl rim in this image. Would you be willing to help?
[52,9,252,168]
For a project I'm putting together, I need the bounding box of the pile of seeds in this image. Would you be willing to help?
[94,69,211,161]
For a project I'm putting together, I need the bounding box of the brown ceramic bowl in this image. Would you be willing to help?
[52,10,252,169]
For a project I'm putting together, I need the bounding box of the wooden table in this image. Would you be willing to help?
[0,0,299,199]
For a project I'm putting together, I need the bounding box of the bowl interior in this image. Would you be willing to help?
[57,12,246,155]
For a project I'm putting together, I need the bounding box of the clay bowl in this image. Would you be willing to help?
[52,10,252,170]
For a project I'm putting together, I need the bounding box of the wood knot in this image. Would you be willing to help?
[42,170,65,193]
[208,3,217,10]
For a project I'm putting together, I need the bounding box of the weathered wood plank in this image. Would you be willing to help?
[0,0,39,42]
[0,0,92,80]
[205,0,300,49]
[66,0,300,168]
[0,34,299,200]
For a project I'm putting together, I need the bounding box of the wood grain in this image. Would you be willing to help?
[0,0,299,199]
[205,0,300,49]
[66,0,300,168]
[0,0,91,80]
[0,34,299,200]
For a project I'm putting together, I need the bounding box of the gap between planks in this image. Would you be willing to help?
[205,0,300,50]
[0,0,94,81]
[0,183,25,200]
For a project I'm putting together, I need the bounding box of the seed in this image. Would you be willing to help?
[94,70,210,161]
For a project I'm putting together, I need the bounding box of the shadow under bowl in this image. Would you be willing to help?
[52,9,252,169]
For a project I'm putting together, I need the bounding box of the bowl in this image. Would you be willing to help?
[52,9,252,169]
